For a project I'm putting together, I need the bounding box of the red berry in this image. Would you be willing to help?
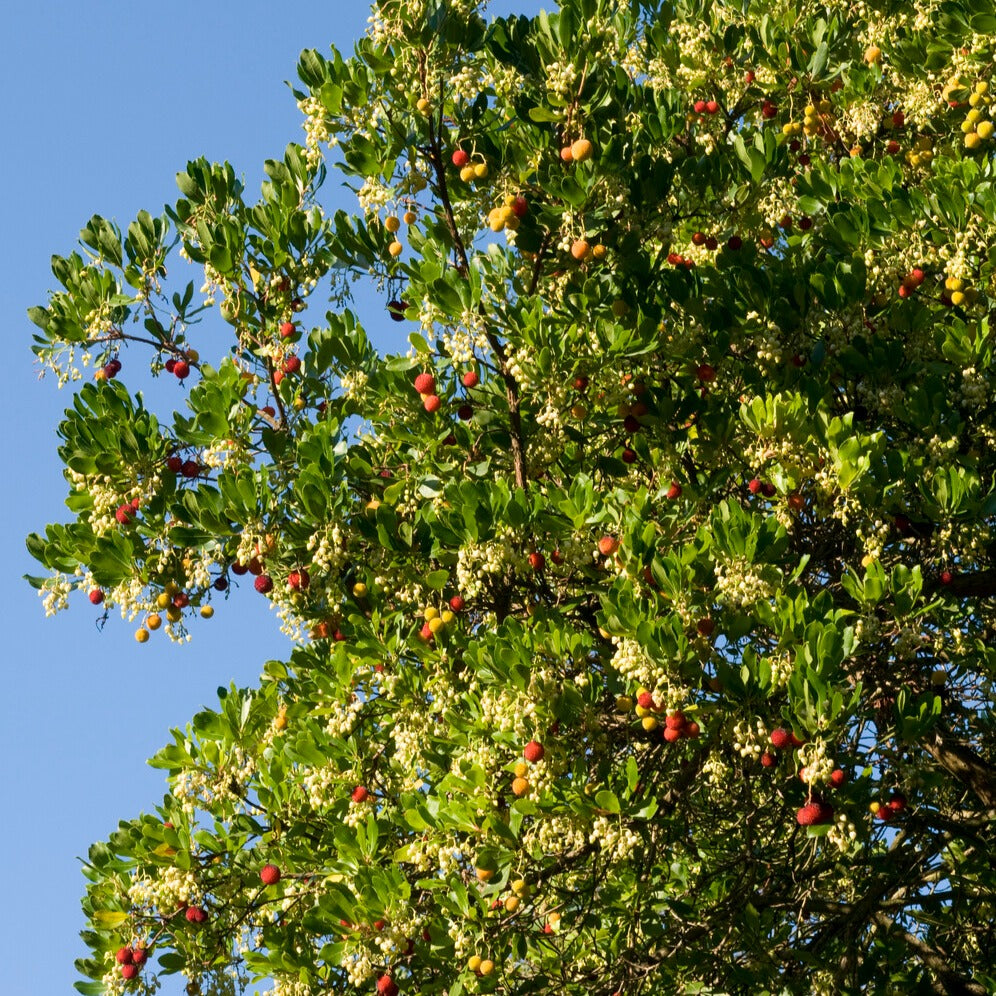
[423,394,441,413]
[726,235,743,251]
[691,231,706,246]
[231,561,249,576]
[523,740,545,762]
[770,728,791,749]
[131,947,147,966]
[376,976,400,996]
[940,570,953,585]
[458,403,473,421]
[666,481,683,500]
[796,801,833,826]
[748,477,762,495]
[892,110,905,127]
[185,905,207,923]
[449,595,466,612]
[116,946,134,965]
[279,321,296,338]
[414,372,435,395]
[761,482,777,498]
[282,355,301,375]
[705,100,720,114]
[662,726,682,743]
[254,575,274,594]
[373,919,387,931]
[462,370,479,389]
[387,300,408,321]
[260,863,281,886]
[685,721,700,738]
[351,785,369,803]
[173,359,190,380]
[573,374,589,391]
[762,100,778,119]
[665,711,686,730]
[166,455,183,473]
[909,267,925,286]
[693,99,707,113]
[898,283,912,299]
[89,589,105,605]
[829,769,847,788]
[705,236,718,251]
[165,358,176,373]
[696,617,715,637]
[115,503,136,525]
[696,363,716,382]
[551,549,565,565]
[172,592,189,609]
[181,460,199,478]
[621,447,637,464]
[528,552,545,571]
[637,691,655,710]
[798,216,813,230]
[888,792,907,812]
[744,70,755,84]
[121,963,139,980]
[452,149,470,167]
[511,195,528,217]
[760,751,777,767]
[213,576,228,591]
[288,569,310,591]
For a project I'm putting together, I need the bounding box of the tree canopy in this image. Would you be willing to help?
[28,0,996,993]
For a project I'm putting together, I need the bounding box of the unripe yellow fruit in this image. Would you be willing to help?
[642,716,659,731]
[479,959,495,976]
[146,613,162,631]
[157,592,171,609]
[977,120,994,139]
[504,895,520,912]
[950,290,966,305]
[441,610,455,625]
[976,80,989,94]
[200,605,214,619]
[475,867,494,882]
[615,695,633,712]
[428,616,444,634]
[966,108,982,124]
[592,244,607,260]
[513,761,529,778]
[135,628,150,643]
[403,210,417,224]
[511,878,529,897]
[416,97,431,114]
[571,138,593,162]
[165,581,179,595]
[388,240,404,257]
[352,582,368,598]
[969,92,985,107]
[467,955,482,972]
[424,606,440,622]
[945,276,963,291]
[869,801,881,814]
[166,607,182,623]
[459,165,476,183]
[635,704,651,718]
[473,162,489,180]
[864,45,882,64]
[511,776,529,796]
[385,215,400,233]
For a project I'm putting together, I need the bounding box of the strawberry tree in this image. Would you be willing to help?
[28,0,996,993]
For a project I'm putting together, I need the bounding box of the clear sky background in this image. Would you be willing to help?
[0,2,538,993]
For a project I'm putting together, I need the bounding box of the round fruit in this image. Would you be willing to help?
[260,863,281,885]
[571,138,593,162]
[452,149,470,167]
[254,575,274,594]
[523,740,545,762]
[351,785,369,803]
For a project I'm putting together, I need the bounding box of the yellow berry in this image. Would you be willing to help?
[864,45,882,65]
[388,240,403,257]
[473,162,489,180]
[642,715,659,732]
[570,138,593,162]
[459,165,476,183]
[869,801,881,814]
[504,895,520,913]
[615,694,633,712]
[467,955,482,973]
[200,605,214,619]
[441,610,455,625]
[352,582,368,598]
[403,210,417,224]
[135,628,150,643]
[416,97,431,114]
[146,613,162,631]
[977,120,994,139]
[475,867,494,882]
[428,616,444,634]
[478,959,495,976]
[969,92,984,107]
[156,592,171,609]
[513,761,529,778]
[384,215,401,233]
[424,606,439,622]
[950,290,966,305]
[166,607,182,623]
[511,878,529,897]
[945,276,963,291]
[975,80,989,94]
[966,108,982,124]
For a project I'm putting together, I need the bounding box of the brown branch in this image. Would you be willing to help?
[921,726,996,807]
[870,912,987,996]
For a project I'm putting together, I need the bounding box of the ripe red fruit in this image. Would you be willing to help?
[462,370,480,388]
[691,231,706,246]
[529,551,545,571]
[908,267,925,286]
[172,592,190,609]
[573,374,589,391]
[115,503,136,525]
[423,394,441,413]
[662,726,682,743]
[551,549,565,565]
[373,919,387,931]
[213,576,228,591]
[598,536,619,556]
[121,963,139,980]
[351,785,369,803]
[761,482,777,498]
[744,70,756,84]
[726,235,743,251]
[260,863,281,885]
[898,283,912,299]
[279,321,296,338]
[666,481,683,500]
[770,727,791,749]
[458,403,474,421]
[748,477,762,495]
[282,355,301,375]
[185,905,207,923]
[181,460,199,478]
[621,447,637,464]
[637,690,655,710]
[875,805,893,822]
[939,570,953,585]
[288,569,310,591]
[523,740,545,762]
[452,149,470,167]
[116,946,134,965]
[696,617,715,637]
[173,359,190,380]
[665,711,686,730]
[696,363,716,382]
[705,100,720,114]
[231,561,248,576]
[888,792,907,812]
[89,589,105,605]
[693,99,707,113]
[511,194,528,217]
[414,372,435,395]
[685,721,700,738]
[254,575,274,594]
[787,492,806,512]
[796,801,833,826]
[829,768,847,788]
[165,358,176,373]
[420,622,433,640]
[798,216,813,230]
[166,455,183,473]
[449,595,466,612]
[387,300,408,321]
[131,947,147,966]
[760,751,777,768]
[761,100,778,119]
[623,414,641,434]
[892,110,905,127]
[376,976,400,996]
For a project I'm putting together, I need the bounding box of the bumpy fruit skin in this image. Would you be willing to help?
[528,552,545,571]
[120,963,139,980]
[116,946,134,965]
[89,588,105,605]
[351,785,369,803]
[185,905,208,923]
[422,394,441,413]
[452,149,470,167]
[449,595,466,612]
[598,535,619,556]
[260,863,281,885]
[770,727,792,749]
[376,977,400,996]
[254,575,274,594]
[173,359,190,380]
[462,370,479,389]
[523,740,545,762]
[115,503,136,525]
[511,776,529,795]
[666,482,683,499]
[571,137,593,162]
[797,801,833,826]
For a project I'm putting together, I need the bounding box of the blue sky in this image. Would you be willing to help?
[0,2,537,993]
